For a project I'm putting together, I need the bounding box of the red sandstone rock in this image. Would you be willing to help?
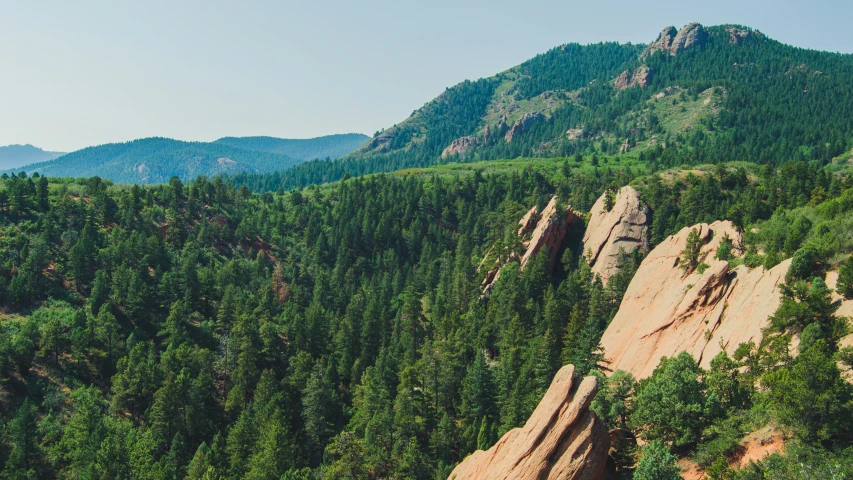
[449,365,609,480]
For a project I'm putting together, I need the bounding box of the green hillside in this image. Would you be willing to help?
[2,154,853,478]
[13,137,301,184]
[214,133,368,161]
[233,23,853,192]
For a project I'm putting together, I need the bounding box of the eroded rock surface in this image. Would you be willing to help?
[643,23,707,57]
[481,196,580,295]
[505,112,544,143]
[600,221,790,379]
[614,66,651,89]
[582,186,649,284]
[442,136,478,158]
[449,365,609,480]
[521,196,580,270]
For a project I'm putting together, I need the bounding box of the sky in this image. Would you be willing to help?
[2,0,852,152]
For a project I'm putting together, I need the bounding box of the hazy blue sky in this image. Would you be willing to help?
[2,0,851,152]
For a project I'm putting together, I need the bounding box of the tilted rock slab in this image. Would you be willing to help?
[600,221,790,379]
[521,196,580,270]
[582,186,649,284]
[449,365,609,480]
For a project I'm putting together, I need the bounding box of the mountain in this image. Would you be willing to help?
[0,144,65,170]
[214,133,368,161]
[14,137,302,184]
[235,22,853,191]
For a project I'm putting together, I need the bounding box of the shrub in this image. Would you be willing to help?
[634,441,681,480]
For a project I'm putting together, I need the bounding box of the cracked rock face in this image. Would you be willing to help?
[449,365,609,480]
[600,221,790,379]
[643,23,707,57]
[582,186,649,284]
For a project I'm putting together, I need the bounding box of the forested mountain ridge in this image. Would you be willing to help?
[0,145,65,170]
[232,22,853,192]
[11,137,301,185]
[11,134,368,185]
[214,134,368,161]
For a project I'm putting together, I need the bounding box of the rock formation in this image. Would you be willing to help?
[520,196,580,270]
[505,112,545,143]
[566,128,584,140]
[518,206,538,236]
[725,26,752,44]
[614,66,651,90]
[481,196,580,295]
[442,136,478,158]
[600,221,791,379]
[643,23,707,58]
[449,365,609,480]
[582,186,649,284]
[645,26,678,56]
[670,22,708,54]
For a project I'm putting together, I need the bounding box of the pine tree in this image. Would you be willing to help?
[5,398,41,476]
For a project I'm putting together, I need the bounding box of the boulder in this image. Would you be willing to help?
[600,221,791,379]
[582,186,649,284]
[505,112,545,143]
[449,365,609,480]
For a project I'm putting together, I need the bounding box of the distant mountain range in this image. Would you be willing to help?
[10,133,368,184]
[0,144,65,170]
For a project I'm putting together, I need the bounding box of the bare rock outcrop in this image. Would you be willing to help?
[518,206,538,236]
[600,221,791,379]
[614,66,651,90]
[670,22,707,54]
[520,196,581,270]
[645,26,678,56]
[725,26,752,44]
[481,196,580,295]
[449,365,609,480]
[643,23,707,58]
[505,112,544,143]
[442,136,479,158]
[582,186,649,284]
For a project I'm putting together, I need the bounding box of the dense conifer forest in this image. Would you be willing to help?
[2,153,853,478]
[3,20,853,480]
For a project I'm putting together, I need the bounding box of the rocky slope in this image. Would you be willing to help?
[449,365,609,480]
[582,186,650,284]
[600,221,790,379]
